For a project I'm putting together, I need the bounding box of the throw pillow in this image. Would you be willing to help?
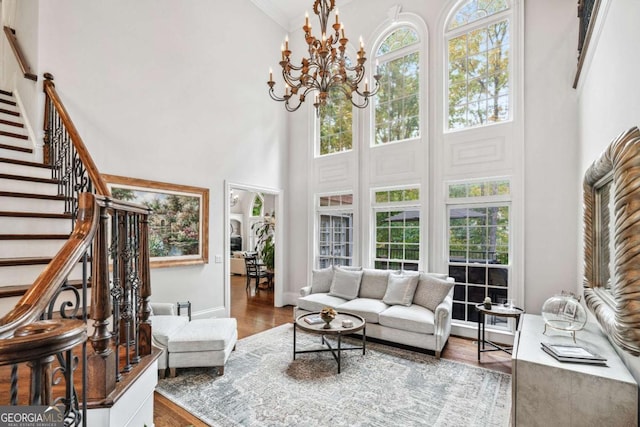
[359,269,391,299]
[382,273,419,306]
[413,273,454,311]
[328,268,364,300]
[311,266,334,294]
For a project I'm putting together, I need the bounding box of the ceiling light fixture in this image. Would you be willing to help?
[267,0,380,115]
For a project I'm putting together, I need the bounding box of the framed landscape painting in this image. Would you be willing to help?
[103,174,209,268]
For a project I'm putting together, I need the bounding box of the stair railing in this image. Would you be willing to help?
[43,73,111,209]
[0,74,154,425]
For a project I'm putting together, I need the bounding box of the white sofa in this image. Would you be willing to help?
[294,267,454,358]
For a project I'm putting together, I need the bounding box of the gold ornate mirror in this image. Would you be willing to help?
[583,126,640,355]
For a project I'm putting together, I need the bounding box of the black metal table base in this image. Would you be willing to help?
[293,323,366,373]
[476,310,520,361]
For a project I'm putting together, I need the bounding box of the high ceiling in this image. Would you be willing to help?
[251,0,353,31]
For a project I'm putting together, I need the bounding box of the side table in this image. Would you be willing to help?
[475,303,524,361]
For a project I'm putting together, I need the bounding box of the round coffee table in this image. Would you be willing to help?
[293,311,366,373]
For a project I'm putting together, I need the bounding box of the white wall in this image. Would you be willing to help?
[576,0,640,386]
[523,0,579,312]
[31,0,288,317]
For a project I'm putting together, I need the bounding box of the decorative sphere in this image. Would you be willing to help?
[541,294,587,332]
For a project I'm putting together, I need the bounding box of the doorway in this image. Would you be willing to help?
[224,181,284,318]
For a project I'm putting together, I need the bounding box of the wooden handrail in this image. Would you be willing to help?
[43,74,111,197]
[0,193,100,337]
[3,27,37,81]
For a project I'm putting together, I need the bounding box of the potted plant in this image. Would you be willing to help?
[252,213,275,270]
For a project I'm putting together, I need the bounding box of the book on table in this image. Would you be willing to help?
[304,315,324,325]
[540,342,607,365]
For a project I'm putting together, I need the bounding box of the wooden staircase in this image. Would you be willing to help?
[0,89,78,312]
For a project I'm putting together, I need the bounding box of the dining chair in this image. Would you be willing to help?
[244,255,269,293]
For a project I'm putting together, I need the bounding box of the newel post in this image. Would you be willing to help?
[87,201,116,400]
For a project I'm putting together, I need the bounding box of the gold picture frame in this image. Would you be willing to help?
[103,174,209,268]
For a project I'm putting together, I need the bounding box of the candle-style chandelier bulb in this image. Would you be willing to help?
[267,0,380,114]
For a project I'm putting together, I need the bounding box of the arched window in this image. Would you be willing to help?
[374,26,421,145]
[446,0,511,130]
[251,193,263,217]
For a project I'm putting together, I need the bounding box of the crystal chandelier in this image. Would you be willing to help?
[267,0,380,114]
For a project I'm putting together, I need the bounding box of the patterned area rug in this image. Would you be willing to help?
[156,324,511,426]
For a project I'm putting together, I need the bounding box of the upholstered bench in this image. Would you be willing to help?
[167,318,238,377]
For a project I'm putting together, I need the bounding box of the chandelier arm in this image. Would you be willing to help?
[349,96,370,109]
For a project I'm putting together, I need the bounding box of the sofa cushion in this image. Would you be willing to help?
[379,305,436,334]
[311,266,334,294]
[328,268,363,300]
[413,274,454,311]
[297,293,348,312]
[382,273,419,306]
[151,315,189,347]
[337,298,389,324]
[359,269,391,299]
[339,266,363,271]
[168,318,237,353]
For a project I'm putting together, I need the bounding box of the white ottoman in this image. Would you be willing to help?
[167,318,237,377]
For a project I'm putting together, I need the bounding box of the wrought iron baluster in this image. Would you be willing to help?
[10,364,18,405]
[110,210,123,382]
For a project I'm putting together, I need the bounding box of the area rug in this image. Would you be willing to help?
[156,324,511,427]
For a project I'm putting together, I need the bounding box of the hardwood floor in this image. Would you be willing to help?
[153,274,510,426]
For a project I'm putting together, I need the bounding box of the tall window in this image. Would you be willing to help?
[447,179,511,327]
[374,27,421,145]
[372,187,420,271]
[319,74,353,156]
[446,0,511,130]
[317,194,354,267]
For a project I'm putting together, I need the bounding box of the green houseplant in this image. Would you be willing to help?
[252,213,275,270]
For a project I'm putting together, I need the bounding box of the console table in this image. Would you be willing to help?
[512,314,637,426]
